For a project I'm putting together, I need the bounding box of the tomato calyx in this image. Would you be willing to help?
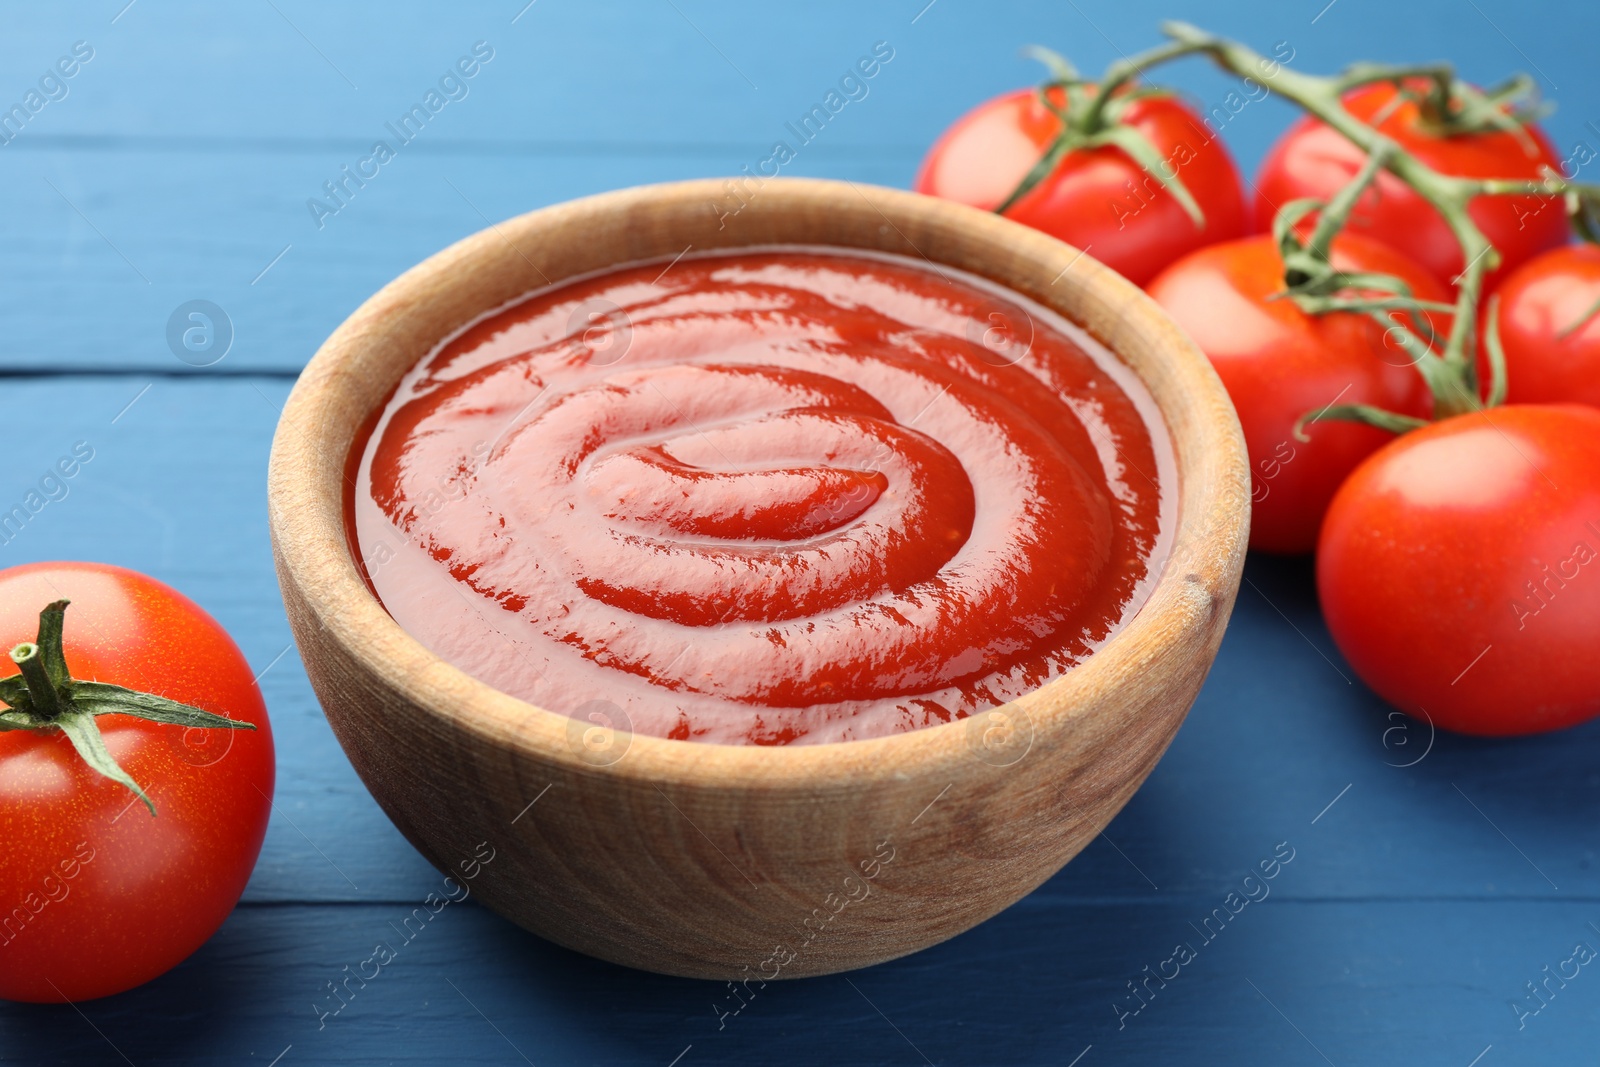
[1112,23,1600,435]
[1271,144,1441,316]
[0,600,256,816]
[994,46,1205,227]
[1263,144,1454,441]
[1355,69,1548,149]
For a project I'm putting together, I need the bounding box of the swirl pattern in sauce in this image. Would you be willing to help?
[352,250,1168,744]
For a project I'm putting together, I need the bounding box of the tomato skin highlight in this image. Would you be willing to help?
[1255,81,1568,292]
[1147,232,1442,554]
[1317,405,1600,736]
[0,562,275,1003]
[915,87,1246,286]
[1480,244,1600,406]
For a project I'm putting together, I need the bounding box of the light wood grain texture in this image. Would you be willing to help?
[266,178,1250,979]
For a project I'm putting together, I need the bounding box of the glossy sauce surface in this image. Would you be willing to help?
[352,250,1169,744]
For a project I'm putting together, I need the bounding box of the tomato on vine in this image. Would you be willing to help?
[1255,78,1569,291]
[1318,405,1600,735]
[1150,141,1452,553]
[0,562,274,1003]
[1258,82,1600,734]
[915,49,1245,286]
[1478,243,1600,406]
[1150,230,1445,553]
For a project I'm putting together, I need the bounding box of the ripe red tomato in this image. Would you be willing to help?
[1318,405,1600,735]
[1479,244,1600,405]
[915,87,1246,286]
[1254,81,1568,291]
[0,562,274,1002]
[1147,232,1444,553]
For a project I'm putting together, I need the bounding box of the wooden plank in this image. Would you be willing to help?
[1,897,1595,1065]
[0,0,1587,149]
[0,1,1315,146]
[0,150,918,374]
[2,0,1596,372]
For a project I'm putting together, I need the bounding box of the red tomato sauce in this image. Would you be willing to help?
[350,249,1170,744]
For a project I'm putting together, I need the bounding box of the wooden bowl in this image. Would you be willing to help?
[267,178,1249,980]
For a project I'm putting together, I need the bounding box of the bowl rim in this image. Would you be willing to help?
[267,176,1247,791]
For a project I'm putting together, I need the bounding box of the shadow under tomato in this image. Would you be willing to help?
[1242,548,1600,835]
[1374,694,1600,818]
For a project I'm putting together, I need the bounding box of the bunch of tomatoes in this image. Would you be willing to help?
[917,29,1600,738]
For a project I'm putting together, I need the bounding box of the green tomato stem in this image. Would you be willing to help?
[1135,23,1600,420]
[0,600,257,815]
[1076,38,1204,134]
[1004,23,1600,428]
[995,41,1209,224]
[1334,62,1454,98]
[9,642,64,719]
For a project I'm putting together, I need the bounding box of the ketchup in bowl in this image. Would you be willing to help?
[351,249,1170,744]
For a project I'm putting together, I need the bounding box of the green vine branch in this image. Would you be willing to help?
[1159,21,1600,418]
[1014,22,1600,425]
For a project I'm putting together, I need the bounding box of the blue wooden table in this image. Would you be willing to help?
[4,2,1598,1064]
